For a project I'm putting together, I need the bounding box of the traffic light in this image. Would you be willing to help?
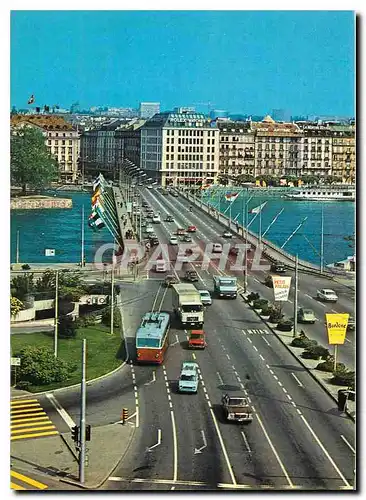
[86,425,91,441]
[71,425,79,443]
[122,408,128,424]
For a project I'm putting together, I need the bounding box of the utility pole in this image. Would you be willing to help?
[320,204,324,273]
[54,270,59,357]
[79,338,87,484]
[111,251,115,336]
[244,207,248,294]
[16,230,20,264]
[293,254,298,337]
[139,193,142,242]
[259,205,262,248]
[81,205,85,267]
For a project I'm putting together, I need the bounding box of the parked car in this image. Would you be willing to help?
[347,315,355,331]
[165,215,174,222]
[317,289,338,302]
[185,270,199,282]
[198,290,212,306]
[187,225,197,233]
[145,225,154,234]
[271,261,286,273]
[164,274,179,287]
[298,308,316,324]
[212,243,223,253]
[176,228,186,236]
[222,231,233,238]
[170,236,178,245]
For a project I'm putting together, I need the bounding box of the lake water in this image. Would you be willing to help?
[10,191,355,266]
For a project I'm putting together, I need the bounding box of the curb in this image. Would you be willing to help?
[239,292,355,423]
[11,305,130,399]
[60,423,136,490]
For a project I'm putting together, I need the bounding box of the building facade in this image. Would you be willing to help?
[11,115,80,183]
[139,102,160,119]
[140,112,220,187]
[217,121,255,178]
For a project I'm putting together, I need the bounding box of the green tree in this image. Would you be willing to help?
[35,270,86,301]
[11,273,35,300]
[102,306,121,328]
[58,315,77,338]
[15,346,74,385]
[11,296,23,317]
[11,126,59,194]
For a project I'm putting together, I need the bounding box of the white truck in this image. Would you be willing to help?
[172,284,204,327]
[213,276,238,299]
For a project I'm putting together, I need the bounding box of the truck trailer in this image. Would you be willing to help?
[172,283,204,327]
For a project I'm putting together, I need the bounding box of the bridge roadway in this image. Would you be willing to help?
[39,187,355,491]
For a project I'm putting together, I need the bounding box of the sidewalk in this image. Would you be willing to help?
[11,422,135,490]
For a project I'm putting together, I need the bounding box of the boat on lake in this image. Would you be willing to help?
[285,184,355,202]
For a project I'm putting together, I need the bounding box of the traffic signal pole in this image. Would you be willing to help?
[79,339,87,483]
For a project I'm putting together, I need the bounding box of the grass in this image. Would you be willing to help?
[11,325,125,393]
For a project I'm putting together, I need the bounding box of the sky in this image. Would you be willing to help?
[10,10,355,117]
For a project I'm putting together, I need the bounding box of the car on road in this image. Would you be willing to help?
[347,315,355,331]
[152,214,161,223]
[198,290,212,306]
[142,202,149,208]
[155,259,168,272]
[147,185,153,189]
[187,225,197,233]
[176,228,186,236]
[185,270,199,282]
[188,330,206,349]
[222,231,233,238]
[298,308,316,324]
[170,236,178,245]
[165,215,174,222]
[212,243,223,253]
[145,225,154,234]
[178,362,199,393]
[183,234,193,243]
[229,247,239,256]
[164,274,179,287]
[317,288,338,302]
[271,261,286,273]
[149,236,159,246]
[221,393,253,423]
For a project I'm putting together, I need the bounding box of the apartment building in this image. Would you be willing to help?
[217,121,255,178]
[11,114,80,182]
[328,124,355,183]
[140,112,220,187]
[299,125,333,178]
[139,102,160,119]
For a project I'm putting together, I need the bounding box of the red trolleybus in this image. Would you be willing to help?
[136,312,170,364]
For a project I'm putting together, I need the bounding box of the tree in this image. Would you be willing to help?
[11,274,35,300]
[35,270,86,301]
[102,306,121,328]
[11,126,59,194]
[15,346,74,386]
[59,315,77,338]
[11,296,23,317]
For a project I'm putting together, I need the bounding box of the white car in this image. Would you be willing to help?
[317,288,338,302]
[198,290,212,306]
[222,231,233,238]
[152,214,161,223]
[145,225,154,234]
[212,243,223,253]
[170,236,178,245]
[147,185,153,189]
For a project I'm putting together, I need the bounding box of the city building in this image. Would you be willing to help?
[140,112,220,187]
[139,102,160,119]
[10,114,80,183]
[328,124,355,183]
[299,124,333,178]
[217,121,255,178]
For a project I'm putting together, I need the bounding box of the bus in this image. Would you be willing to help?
[136,312,170,364]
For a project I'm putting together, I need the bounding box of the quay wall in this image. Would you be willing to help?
[11,196,72,210]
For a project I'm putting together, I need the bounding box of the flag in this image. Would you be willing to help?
[91,187,101,205]
[224,192,239,202]
[200,183,211,190]
[93,175,104,192]
[92,197,104,212]
[280,179,287,186]
[249,202,267,214]
[89,216,105,230]
[27,94,35,104]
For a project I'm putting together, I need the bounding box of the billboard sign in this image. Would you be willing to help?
[272,276,292,301]
[326,313,349,345]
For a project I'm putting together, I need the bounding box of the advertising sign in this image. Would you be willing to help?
[11,357,21,366]
[272,276,292,301]
[126,202,132,214]
[326,313,349,345]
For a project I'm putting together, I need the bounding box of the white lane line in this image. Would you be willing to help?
[286,394,292,401]
[278,381,283,387]
[318,302,326,308]
[239,383,245,390]
[254,278,260,283]
[253,346,258,352]
[291,401,297,408]
[170,411,178,482]
[305,293,313,300]
[147,429,162,451]
[45,394,75,429]
[345,338,352,344]
[192,353,196,360]
[259,354,265,361]
[331,309,338,313]
[282,388,288,394]
[226,354,231,360]
[247,338,252,344]
[291,373,303,387]
[209,407,237,485]
[217,372,224,385]
[136,406,139,428]
[340,435,356,454]
[300,415,351,488]
[255,412,294,488]
[266,364,270,369]
[241,431,252,453]
[263,338,271,346]
[296,409,302,415]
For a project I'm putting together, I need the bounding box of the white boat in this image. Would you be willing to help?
[285,185,355,201]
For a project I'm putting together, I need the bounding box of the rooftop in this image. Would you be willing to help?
[136,312,170,340]
[143,112,215,129]
[11,114,75,131]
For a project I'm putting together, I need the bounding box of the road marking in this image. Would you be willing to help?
[255,413,294,488]
[171,411,178,482]
[145,371,156,385]
[241,431,252,453]
[340,435,356,454]
[263,337,271,346]
[318,302,326,308]
[11,430,59,440]
[291,401,297,407]
[253,346,258,352]
[278,381,283,387]
[239,383,245,389]
[226,353,231,359]
[45,394,75,429]
[192,352,196,360]
[194,430,207,454]
[300,415,350,488]
[209,407,237,485]
[286,394,292,400]
[287,299,293,303]
[147,429,162,451]
[217,372,224,385]
[331,309,338,313]
[305,293,313,299]
[247,338,252,344]
[291,373,303,387]
[10,471,48,490]
[345,338,352,344]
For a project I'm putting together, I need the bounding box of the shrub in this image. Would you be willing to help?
[11,274,35,300]
[11,296,24,317]
[264,275,273,288]
[269,309,284,324]
[260,305,271,316]
[291,335,317,348]
[302,345,330,360]
[316,361,346,372]
[247,292,259,302]
[330,369,355,388]
[21,264,31,270]
[59,286,85,302]
[102,306,121,328]
[257,299,268,308]
[252,299,264,310]
[277,319,293,331]
[16,380,32,391]
[14,346,74,385]
[58,315,77,339]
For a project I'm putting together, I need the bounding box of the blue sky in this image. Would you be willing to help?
[10,10,355,116]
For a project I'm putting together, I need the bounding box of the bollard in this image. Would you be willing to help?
[122,408,128,424]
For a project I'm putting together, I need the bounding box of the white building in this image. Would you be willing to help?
[139,102,160,119]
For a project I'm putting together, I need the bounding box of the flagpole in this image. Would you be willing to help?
[259,205,262,247]
[280,217,308,249]
[320,204,324,273]
[244,203,248,294]
[81,205,85,267]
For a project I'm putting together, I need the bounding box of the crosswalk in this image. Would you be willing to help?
[243,328,272,335]
[10,470,48,490]
[11,398,58,441]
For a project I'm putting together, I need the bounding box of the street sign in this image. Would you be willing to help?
[326,313,349,345]
[272,276,292,301]
[11,357,21,366]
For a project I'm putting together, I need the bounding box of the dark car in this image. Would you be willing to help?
[164,274,179,287]
[149,237,159,246]
[347,315,355,331]
[271,261,286,273]
[185,270,199,282]
[183,234,193,243]
[165,215,174,222]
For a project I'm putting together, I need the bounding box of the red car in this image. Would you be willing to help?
[188,330,206,349]
[187,225,197,233]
